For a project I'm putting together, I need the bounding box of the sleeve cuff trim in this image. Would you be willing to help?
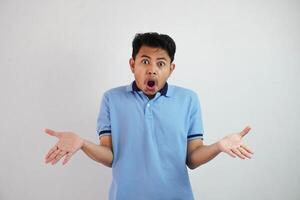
[99,130,111,135]
[187,133,203,139]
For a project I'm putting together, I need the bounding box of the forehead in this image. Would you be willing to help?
[137,46,170,60]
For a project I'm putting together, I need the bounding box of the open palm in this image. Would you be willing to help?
[217,126,254,159]
[44,128,84,165]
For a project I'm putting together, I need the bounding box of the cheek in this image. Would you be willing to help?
[161,69,171,78]
[133,65,143,73]
[134,70,145,81]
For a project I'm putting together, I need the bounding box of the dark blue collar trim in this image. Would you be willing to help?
[132,81,168,96]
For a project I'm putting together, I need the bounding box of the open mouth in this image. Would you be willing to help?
[147,80,155,88]
[146,80,156,91]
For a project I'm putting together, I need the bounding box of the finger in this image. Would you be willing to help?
[62,152,73,165]
[239,126,251,137]
[241,144,254,154]
[45,149,60,164]
[231,148,246,159]
[225,149,236,158]
[45,145,59,160]
[44,128,60,138]
[238,147,252,159]
[51,150,67,165]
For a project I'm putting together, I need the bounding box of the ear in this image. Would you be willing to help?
[129,58,135,73]
[169,63,176,75]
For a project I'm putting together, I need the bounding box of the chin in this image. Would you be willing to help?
[144,91,156,95]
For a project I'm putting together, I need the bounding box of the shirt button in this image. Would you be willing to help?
[147,103,150,107]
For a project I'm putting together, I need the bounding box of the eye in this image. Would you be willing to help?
[157,61,166,67]
[141,59,149,64]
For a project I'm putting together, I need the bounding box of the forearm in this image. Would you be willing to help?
[81,139,113,167]
[188,142,221,169]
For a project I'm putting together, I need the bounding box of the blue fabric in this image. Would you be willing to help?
[96,81,204,200]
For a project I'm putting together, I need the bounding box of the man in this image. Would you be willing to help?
[44,32,253,200]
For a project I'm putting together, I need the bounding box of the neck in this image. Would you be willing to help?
[146,94,155,100]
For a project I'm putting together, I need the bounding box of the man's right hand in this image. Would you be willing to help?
[44,128,84,165]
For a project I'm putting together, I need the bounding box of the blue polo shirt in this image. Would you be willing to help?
[96,81,204,200]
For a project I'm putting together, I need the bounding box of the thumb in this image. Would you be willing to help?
[239,126,251,137]
[44,128,60,138]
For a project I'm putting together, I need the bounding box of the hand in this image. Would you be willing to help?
[44,128,84,165]
[217,126,254,159]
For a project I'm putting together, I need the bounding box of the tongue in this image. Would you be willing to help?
[147,81,155,87]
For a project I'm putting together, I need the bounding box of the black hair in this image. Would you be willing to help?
[132,32,176,63]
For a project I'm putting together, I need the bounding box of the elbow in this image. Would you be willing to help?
[107,159,113,168]
[102,155,113,168]
[98,144,113,168]
[186,154,202,170]
[101,159,113,168]
[187,164,196,170]
[104,163,113,168]
[186,158,197,170]
[187,162,199,170]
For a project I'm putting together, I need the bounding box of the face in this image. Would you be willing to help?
[129,45,175,98]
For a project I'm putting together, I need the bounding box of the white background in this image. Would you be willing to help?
[0,0,299,199]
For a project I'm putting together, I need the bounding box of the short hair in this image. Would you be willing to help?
[132,32,176,63]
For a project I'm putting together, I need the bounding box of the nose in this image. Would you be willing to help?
[146,65,157,75]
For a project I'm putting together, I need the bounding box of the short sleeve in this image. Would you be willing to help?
[187,92,204,141]
[96,92,112,138]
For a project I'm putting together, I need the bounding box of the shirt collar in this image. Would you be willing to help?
[127,80,170,97]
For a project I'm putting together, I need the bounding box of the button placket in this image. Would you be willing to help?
[145,101,153,117]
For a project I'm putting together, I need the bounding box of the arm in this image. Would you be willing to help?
[186,126,254,170]
[186,139,221,169]
[81,135,113,167]
[44,129,113,167]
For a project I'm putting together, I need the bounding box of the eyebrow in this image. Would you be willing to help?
[141,55,151,59]
[157,57,167,61]
[141,55,167,61]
